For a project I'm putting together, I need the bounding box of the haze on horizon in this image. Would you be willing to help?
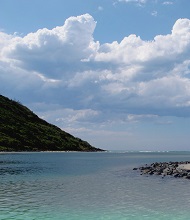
[1,0,190,151]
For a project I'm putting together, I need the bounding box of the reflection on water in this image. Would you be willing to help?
[0,159,43,175]
[0,166,42,175]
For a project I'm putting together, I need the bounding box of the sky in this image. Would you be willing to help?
[1,0,190,151]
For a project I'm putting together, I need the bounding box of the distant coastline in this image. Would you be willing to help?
[0,150,106,154]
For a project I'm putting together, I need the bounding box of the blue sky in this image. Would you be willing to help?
[1,0,190,151]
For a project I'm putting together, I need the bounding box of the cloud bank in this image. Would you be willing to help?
[1,14,190,139]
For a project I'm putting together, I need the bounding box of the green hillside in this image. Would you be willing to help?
[0,95,103,152]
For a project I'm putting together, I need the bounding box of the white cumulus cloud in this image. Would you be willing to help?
[1,14,190,132]
[5,14,99,79]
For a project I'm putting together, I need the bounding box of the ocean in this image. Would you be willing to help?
[1,151,190,220]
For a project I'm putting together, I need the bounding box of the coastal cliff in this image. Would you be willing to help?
[0,94,103,152]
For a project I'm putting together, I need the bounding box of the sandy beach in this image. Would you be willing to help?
[178,164,190,170]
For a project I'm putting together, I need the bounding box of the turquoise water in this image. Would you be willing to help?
[1,151,190,219]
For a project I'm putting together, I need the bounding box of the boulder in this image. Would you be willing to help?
[134,161,190,180]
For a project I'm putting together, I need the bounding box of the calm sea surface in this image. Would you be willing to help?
[1,151,190,220]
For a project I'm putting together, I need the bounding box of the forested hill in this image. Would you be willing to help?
[0,95,103,152]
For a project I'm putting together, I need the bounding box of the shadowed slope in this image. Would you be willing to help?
[0,95,103,152]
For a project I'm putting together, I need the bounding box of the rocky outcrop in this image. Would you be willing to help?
[134,161,190,179]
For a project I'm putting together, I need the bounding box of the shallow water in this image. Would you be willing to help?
[1,151,190,220]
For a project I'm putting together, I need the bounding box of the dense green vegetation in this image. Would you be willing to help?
[0,95,103,152]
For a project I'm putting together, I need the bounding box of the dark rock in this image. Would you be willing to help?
[134,161,190,180]
[173,173,179,178]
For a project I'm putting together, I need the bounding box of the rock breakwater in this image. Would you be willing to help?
[134,161,190,179]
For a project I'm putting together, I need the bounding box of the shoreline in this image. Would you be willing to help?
[0,150,107,154]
